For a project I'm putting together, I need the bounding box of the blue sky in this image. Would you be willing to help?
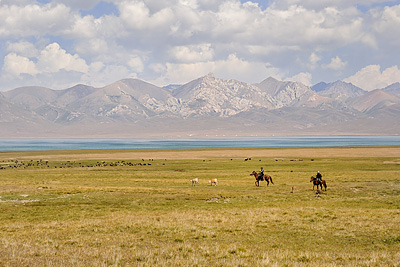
[0,0,399,91]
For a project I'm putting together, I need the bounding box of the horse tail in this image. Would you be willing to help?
[269,175,274,184]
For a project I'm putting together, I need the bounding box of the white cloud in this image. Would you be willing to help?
[0,0,37,5]
[6,41,39,58]
[345,64,400,91]
[0,1,399,91]
[65,15,98,39]
[36,43,89,73]
[255,5,367,48]
[371,5,400,47]
[309,53,321,65]
[307,52,321,70]
[323,56,347,70]
[271,0,396,10]
[213,1,263,38]
[128,56,144,73]
[247,44,300,55]
[52,0,101,11]
[0,3,72,37]
[3,53,39,76]
[285,72,313,86]
[118,1,174,30]
[2,42,89,79]
[170,44,214,63]
[178,0,199,9]
[79,63,133,88]
[74,38,110,57]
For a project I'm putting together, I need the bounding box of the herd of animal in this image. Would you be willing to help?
[190,178,217,186]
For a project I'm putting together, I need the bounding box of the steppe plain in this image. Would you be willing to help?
[0,147,399,266]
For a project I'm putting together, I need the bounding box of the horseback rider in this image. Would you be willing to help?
[316,171,322,182]
[258,167,264,180]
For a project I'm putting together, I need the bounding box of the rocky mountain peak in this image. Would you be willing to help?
[316,80,366,101]
[382,82,400,94]
[1,73,399,137]
[205,72,216,78]
[347,89,400,112]
[254,77,315,108]
[311,82,328,92]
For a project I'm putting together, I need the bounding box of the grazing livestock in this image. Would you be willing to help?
[190,178,199,186]
[315,189,322,197]
[209,179,218,186]
[291,185,296,193]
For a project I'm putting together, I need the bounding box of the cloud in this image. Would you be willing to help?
[271,0,396,10]
[118,1,174,30]
[371,4,400,47]
[0,3,72,37]
[285,72,313,86]
[309,53,321,65]
[169,44,214,63]
[0,1,399,91]
[344,64,400,91]
[128,56,145,73]
[52,0,101,11]
[81,63,133,88]
[6,41,39,58]
[3,53,39,76]
[3,42,89,78]
[323,56,348,70]
[36,43,89,73]
[307,52,321,70]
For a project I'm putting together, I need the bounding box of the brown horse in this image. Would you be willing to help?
[251,171,274,187]
[310,176,327,191]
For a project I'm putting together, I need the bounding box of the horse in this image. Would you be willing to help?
[250,171,274,187]
[310,176,327,191]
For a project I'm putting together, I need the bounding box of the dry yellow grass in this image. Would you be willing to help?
[0,146,399,266]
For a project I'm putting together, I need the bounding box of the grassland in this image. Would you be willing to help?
[0,147,399,266]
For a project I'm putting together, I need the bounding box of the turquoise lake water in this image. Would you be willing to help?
[0,136,399,151]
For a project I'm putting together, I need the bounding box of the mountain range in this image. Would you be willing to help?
[1,73,399,137]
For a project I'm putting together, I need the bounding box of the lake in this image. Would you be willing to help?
[0,136,399,151]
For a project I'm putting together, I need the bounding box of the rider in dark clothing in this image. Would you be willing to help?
[259,167,264,180]
[316,171,322,181]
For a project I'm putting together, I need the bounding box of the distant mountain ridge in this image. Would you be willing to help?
[1,74,399,137]
[312,80,366,101]
[382,82,400,95]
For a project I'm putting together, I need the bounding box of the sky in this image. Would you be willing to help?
[0,0,399,92]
